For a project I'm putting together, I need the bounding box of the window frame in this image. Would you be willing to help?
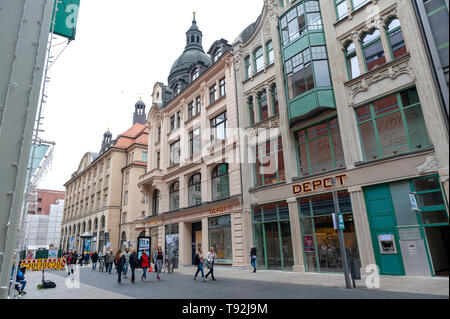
[266,40,274,65]
[169,181,180,211]
[344,41,360,80]
[360,28,386,72]
[189,127,201,157]
[253,136,286,187]
[209,84,217,105]
[385,17,407,60]
[253,46,264,73]
[211,163,230,201]
[169,140,180,166]
[210,111,228,143]
[188,173,202,206]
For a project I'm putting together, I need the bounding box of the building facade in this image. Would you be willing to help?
[24,199,64,250]
[60,103,149,254]
[138,16,245,267]
[233,0,449,276]
[27,188,65,215]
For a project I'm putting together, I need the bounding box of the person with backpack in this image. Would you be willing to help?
[250,246,257,273]
[114,250,125,283]
[139,250,150,282]
[205,247,216,281]
[91,251,99,270]
[193,248,206,282]
[122,248,131,279]
[153,246,164,281]
[129,249,138,283]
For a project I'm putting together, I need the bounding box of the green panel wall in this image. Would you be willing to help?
[364,184,405,275]
[317,89,335,109]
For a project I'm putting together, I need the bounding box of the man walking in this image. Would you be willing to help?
[107,250,114,274]
[122,248,131,279]
[129,249,138,283]
[91,251,99,270]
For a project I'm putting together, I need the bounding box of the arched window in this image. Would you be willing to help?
[138,231,146,238]
[361,28,386,71]
[100,216,105,229]
[345,41,360,79]
[212,164,230,201]
[82,221,86,233]
[188,173,202,206]
[152,189,159,216]
[94,218,98,230]
[386,17,407,59]
[88,220,92,232]
[258,90,269,122]
[191,35,195,43]
[253,46,264,73]
[169,182,180,211]
[196,35,200,43]
[121,232,127,249]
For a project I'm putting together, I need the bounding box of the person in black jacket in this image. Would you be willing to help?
[91,251,99,270]
[129,249,138,283]
[114,250,125,283]
[250,246,257,273]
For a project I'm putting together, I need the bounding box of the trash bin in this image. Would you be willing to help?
[349,257,361,280]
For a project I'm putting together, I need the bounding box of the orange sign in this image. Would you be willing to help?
[293,174,347,195]
[210,207,226,215]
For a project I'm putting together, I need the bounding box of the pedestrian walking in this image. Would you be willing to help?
[107,250,114,274]
[78,252,84,266]
[250,246,257,273]
[92,251,99,270]
[193,248,206,282]
[66,252,73,276]
[114,250,125,283]
[205,247,216,281]
[153,246,164,280]
[122,248,131,278]
[129,249,138,283]
[168,248,177,273]
[85,252,90,265]
[69,251,77,275]
[139,250,150,282]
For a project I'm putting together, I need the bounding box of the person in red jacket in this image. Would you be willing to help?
[140,250,150,282]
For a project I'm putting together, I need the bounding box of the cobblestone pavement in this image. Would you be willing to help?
[16,265,448,299]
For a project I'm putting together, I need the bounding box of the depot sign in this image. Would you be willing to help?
[293,174,347,195]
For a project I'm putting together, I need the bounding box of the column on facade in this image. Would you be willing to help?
[231,211,245,267]
[251,91,258,124]
[159,225,165,251]
[178,221,192,266]
[353,34,366,79]
[287,197,305,272]
[348,186,376,272]
[265,84,273,119]
[201,217,209,256]
[377,20,393,64]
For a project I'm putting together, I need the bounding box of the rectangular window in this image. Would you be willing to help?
[170,116,175,132]
[210,111,227,142]
[254,47,264,73]
[271,86,279,115]
[335,0,348,20]
[254,136,286,187]
[157,152,160,169]
[177,111,181,128]
[209,84,217,105]
[124,191,128,206]
[345,42,360,80]
[125,172,129,185]
[196,96,201,114]
[188,102,194,119]
[356,87,431,161]
[258,91,269,122]
[189,127,201,157]
[352,0,370,10]
[219,78,226,97]
[266,41,274,65]
[142,151,147,163]
[157,126,161,142]
[208,215,232,264]
[245,56,251,79]
[248,98,255,126]
[296,118,345,176]
[170,140,180,165]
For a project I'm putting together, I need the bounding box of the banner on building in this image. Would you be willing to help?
[52,0,80,40]
[20,258,66,271]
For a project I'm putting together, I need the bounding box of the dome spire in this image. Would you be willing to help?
[193,11,196,23]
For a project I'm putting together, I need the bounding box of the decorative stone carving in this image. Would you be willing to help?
[249,194,258,206]
[416,153,440,175]
[346,55,415,105]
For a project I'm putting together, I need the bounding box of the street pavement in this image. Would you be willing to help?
[16,265,449,299]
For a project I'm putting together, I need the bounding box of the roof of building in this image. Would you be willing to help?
[113,123,148,149]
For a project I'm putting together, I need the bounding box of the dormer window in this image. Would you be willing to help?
[213,48,222,63]
[192,68,199,81]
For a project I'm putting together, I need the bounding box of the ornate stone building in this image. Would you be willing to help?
[60,102,149,254]
[233,0,449,276]
[137,16,244,267]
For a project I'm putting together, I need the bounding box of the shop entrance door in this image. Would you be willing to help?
[425,226,450,276]
[191,222,202,265]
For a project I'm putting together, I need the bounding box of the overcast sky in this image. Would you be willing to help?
[38,0,262,191]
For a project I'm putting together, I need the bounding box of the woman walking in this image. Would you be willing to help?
[153,246,164,280]
[140,250,150,282]
[205,247,216,281]
[114,250,125,283]
[250,246,257,273]
[193,248,206,282]
[107,250,114,274]
[129,249,138,283]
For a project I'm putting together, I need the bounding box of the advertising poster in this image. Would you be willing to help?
[48,249,58,258]
[165,234,179,267]
[83,238,91,254]
[137,237,151,260]
[304,236,315,252]
[25,250,35,260]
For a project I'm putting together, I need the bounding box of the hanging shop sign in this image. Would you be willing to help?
[20,258,66,271]
[52,0,80,40]
[293,174,347,196]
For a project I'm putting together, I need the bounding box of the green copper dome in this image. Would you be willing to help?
[168,15,211,89]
